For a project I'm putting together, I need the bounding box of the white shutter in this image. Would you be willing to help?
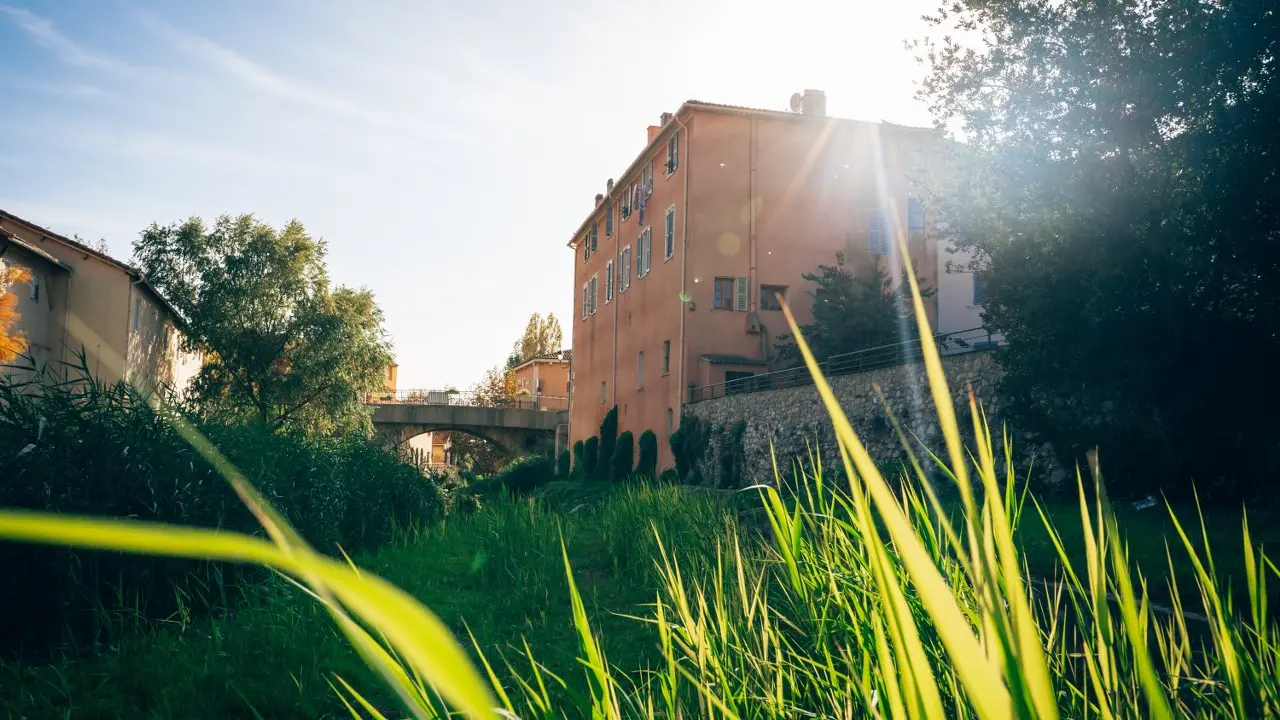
[734,277,748,311]
[582,284,588,318]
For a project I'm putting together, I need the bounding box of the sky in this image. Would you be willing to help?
[0,0,939,389]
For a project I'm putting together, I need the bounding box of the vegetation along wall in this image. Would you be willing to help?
[683,350,1064,488]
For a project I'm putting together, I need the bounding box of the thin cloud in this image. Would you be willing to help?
[0,5,131,73]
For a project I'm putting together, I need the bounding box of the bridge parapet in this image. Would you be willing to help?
[363,389,569,413]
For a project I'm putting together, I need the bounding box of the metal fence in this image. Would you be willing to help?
[687,326,1002,403]
[363,389,570,412]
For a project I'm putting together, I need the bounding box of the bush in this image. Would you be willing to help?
[596,407,618,481]
[670,415,710,484]
[716,420,747,488]
[636,430,658,479]
[0,367,443,660]
[557,450,571,478]
[658,468,679,485]
[571,440,585,479]
[490,455,556,497]
[611,431,634,482]
[583,437,599,479]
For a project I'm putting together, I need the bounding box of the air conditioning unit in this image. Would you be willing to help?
[745,311,763,334]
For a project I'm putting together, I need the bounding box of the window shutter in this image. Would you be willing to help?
[867,210,889,255]
[734,277,748,311]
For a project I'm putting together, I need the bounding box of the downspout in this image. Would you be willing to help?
[672,111,692,426]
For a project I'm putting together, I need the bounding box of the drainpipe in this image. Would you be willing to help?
[672,111,692,428]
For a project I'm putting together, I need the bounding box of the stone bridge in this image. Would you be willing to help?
[370,401,568,456]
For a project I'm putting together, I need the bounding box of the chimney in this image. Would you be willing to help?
[606,178,615,193]
[595,193,604,205]
[647,125,662,144]
[801,89,827,117]
[660,112,674,125]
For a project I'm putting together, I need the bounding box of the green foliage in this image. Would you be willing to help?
[0,364,440,659]
[611,431,634,482]
[488,456,556,497]
[571,440,586,480]
[596,406,618,481]
[132,214,394,435]
[557,450,571,478]
[775,251,932,365]
[635,430,658,480]
[669,414,710,484]
[916,0,1280,498]
[716,420,748,488]
[583,437,599,479]
[657,468,679,485]
[510,313,564,366]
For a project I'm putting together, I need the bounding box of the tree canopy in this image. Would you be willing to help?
[776,252,931,366]
[917,0,1279,497]
[509,313,563,367]
[133,214,394,435]
[0,261,31,364]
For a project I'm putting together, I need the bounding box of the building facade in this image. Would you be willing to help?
[511,353,570,410]
[567,92,942,470]
[0,209,201,394]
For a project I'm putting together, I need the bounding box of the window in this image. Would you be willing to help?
[591,223,598,252]
[664,206,675,259]
[637,227,652,277]
[713,277,735,309]
[735,277,748,311]
[661,340,670,375]
[620,246,632,291]
[583,234,590,262]
[725,371,755,395]
[133,297,141,329]
[637,351,645,389]
[605,260,614,302]
[582,283,588,319]
[973,272,987,306]
[666,132,679,173]
[760,285,787,311]
[666,408,674,437]
[589,274,598,314]
[641,161,654,196]
[605,204,613,236]
[31,273,40,302]
[621,190,631,221]
[867,209,889,255]
[908,197,925,244]
[600,381,606,404]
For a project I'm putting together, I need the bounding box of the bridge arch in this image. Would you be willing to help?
[371,402,566,458]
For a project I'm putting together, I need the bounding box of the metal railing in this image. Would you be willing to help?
[687,326,1002,403]
[363,389,569,412]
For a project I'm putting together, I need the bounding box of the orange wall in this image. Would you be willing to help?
[569,106,938,471]
[513,359,570,398]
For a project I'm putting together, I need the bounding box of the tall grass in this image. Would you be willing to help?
[1,239,1278,717]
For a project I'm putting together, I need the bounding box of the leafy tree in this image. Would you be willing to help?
[557,450,571,478]
[636,430,658,480]
[670,415,710,484]
[133,215,394,435]
[916,0,1280,497]
[0,262,31,363]
[571,440,585,479]
[775,252,932,366]
[510,313,563,365]
[612,431,634,482]
[596,406,618,481]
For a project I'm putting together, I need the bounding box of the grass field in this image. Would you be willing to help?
[3,474,1275,718]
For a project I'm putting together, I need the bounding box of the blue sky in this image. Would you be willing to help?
[0,0,937,388]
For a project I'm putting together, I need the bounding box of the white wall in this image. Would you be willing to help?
[936,245,1003,346]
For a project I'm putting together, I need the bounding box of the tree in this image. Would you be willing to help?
[636,430,658,480]
[775,252,932,366]
[0,262,31,363]
[133,214,394,435]
[612,431,634,483]
[916,0,1280,497]
[596,406,618,482]
[510,313,563,365]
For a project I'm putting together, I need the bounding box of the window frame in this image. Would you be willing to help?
[637,350,645,389]
[664,205,676,259]
[661,340,670,376]
[665,132,679,174]
[589,274,599,314]
[620,245,632,291]
[972,272,987,306]
[760,284,787,311]
[867,208,889,255]
[605,259,615,302]
[713,277,735,310]
[637,227,652,278]
[605,203,613,236]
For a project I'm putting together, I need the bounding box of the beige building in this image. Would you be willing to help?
[0,209,201,394]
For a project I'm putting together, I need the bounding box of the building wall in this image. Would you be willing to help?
[0,245,68,378]
[569,106,943,472]
[513,359,570,398]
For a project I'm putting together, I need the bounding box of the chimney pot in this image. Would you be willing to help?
[801,89,827,117]
[594,193,604,205]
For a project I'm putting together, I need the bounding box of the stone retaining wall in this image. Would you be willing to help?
[683,350,1063,487]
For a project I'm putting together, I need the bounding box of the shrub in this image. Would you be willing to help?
[636,430,658,479]
[583,437,599,479]
[571,440,585,479]
[716,420,748,488]
[490,455,556,497]
[670,415,710,484]
[611,431,634,482]
[596,406,618,481]
[557,450,571,478]
[658,467,679,485]
[0,366,443,660]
